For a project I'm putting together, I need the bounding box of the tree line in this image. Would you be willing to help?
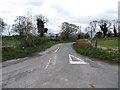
[0,12,48,38]
[0,13,119,41]
[60,19,119,41]
[86,19,119,38]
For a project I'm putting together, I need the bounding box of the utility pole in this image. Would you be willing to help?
[91,27,93,43]
[79,26,81,39]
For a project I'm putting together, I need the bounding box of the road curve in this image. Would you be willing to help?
[1,43,118,88]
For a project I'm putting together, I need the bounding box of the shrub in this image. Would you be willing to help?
[19,36,49,48]
[95,32,102,38]
[84,33,89,39]
[20,37,34,48]
[34,37,49,46]
[76,39,92,48]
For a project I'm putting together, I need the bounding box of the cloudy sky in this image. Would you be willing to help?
[0,0,119,33]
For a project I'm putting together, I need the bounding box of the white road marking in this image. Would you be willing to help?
[54,47,59,53]
[24,57,29,59]
[44,58,51,69]
[6,59,19,62]
[69,54,88,64]
[53,56,56,65]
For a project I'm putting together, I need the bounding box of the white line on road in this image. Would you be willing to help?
[54,47,59,53]
[5,57,29,63]
[44,58,51,69]
[69,54,88,64]
[53,56,56,65]
[69,54,72,63]
[70,54,84,62]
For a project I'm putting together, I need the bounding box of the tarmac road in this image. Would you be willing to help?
[1,43,118,88]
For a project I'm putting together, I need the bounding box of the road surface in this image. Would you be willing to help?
[1,43,118,88]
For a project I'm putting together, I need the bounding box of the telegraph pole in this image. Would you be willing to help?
[79,26,81,39]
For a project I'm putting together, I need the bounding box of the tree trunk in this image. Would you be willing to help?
[113,26,117,37]
[40,29,44,37]
[103,31,107,38]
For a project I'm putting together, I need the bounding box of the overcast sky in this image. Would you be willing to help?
[0,0,119,33]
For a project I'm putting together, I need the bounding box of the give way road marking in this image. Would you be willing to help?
[69,54,88,64]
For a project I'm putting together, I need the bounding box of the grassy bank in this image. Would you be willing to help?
[73,43,119,63]
[2,41,69,61]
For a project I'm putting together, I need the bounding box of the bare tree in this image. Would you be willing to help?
[112,20,118,37]
[89,20,98,31]
[6,25,11,36]
[31,16,38,36]
[0,17,6,33]
[12,15,33,37]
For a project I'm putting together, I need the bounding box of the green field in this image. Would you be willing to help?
[2,36,21,47]
[96,37,118,50]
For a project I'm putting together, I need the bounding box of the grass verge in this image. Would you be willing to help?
[73,43,119,63]
[95,37,118,50]
[2,41,68,61]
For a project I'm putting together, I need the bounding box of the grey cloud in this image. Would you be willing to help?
[94,10,117,20]
[70,9,117,25]
[48,29,60,33]
[106,9,117,15]
[25,1,44,7]
[18,0,45,7]
[107,10,118,14]
[0,10,11,15]
[51,6,117,25]
[70,16,94,25]
[51,5,71,16]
